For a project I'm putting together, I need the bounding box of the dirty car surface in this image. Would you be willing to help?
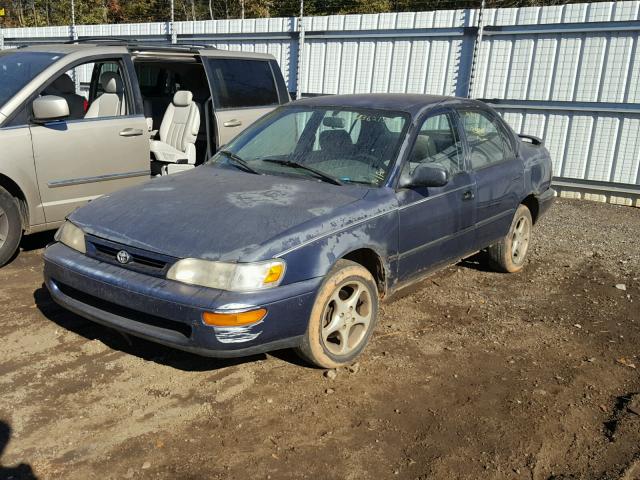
[43,93,555,368]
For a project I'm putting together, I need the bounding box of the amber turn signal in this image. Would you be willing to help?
[202,308,267,327]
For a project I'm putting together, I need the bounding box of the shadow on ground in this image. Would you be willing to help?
[0,420,38,480]
[20,231,55,253]
[33,285,268,373]
[456,250,497,273]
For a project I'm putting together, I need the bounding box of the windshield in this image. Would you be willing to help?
[211,106,409,187]
[0,51,63,110]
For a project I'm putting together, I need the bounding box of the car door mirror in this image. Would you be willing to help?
[401,164,449,188]
[32,95,70,122]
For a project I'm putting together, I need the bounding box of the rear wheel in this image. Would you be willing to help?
[0,187,23,267]
[487,204,532,273]
[296,260,379,369]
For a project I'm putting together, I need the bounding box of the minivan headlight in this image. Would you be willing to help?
[166,259,286,291]
[55,221,86,254]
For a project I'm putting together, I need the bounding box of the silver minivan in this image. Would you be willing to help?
[0,41,290,265]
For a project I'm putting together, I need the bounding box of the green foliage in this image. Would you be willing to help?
[0,0,611,27]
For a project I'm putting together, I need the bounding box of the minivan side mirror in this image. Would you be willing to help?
[400,164,450,189]
[32,95,70,122]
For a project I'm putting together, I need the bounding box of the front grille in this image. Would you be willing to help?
[57,281,192,339]
[86,235,176,277]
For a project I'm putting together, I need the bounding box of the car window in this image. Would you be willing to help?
[7,58,122,126]
[93,62,122,98]
[39,68,88,121]
[0,51,64,112]
[81,60,130,118]
[404,112,464,177]
[236,112,302,160]
[214,106,409,187]
[460,110,512,170]
[207,59,278,109]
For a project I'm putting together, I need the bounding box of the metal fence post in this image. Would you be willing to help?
[170,0,177,44]
[70,0,79,92]
[295,0,305,98]
[467,0,485,98]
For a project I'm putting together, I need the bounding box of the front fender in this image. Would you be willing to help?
[0,126,46,228]
[279,207,399,288]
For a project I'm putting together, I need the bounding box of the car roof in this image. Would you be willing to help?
[291,93,482,117]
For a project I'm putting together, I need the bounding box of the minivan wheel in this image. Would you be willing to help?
[0,187,23,267]
[296,259,379,369]
[488,204,532,273]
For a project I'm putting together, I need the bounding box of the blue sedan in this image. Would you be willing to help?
[44,94,555,368]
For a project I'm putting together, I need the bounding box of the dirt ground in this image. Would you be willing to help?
[0,198,639,480]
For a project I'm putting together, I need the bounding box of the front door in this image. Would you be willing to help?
[396,111,476,282]
[201,55,282,147]
[29,58,150,224]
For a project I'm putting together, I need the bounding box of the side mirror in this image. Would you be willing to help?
[32,95,70,123]
[400,164,450,189]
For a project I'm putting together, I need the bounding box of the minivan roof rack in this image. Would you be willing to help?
[64,37,131,44]
[61,38,217,52]
[129,43,217,53]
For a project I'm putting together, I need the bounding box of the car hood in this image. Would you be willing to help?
[69,166,371,261]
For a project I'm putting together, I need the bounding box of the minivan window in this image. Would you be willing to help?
[207,59,278,109]
[0,51,63,110]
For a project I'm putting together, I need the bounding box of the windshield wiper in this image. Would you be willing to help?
[219,150,260,175]
[262,159,343,186]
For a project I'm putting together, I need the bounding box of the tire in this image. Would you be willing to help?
[0,187,23,267]
[295,259,379,369]
[488,204,532,273]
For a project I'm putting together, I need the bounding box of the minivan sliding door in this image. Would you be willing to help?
[200,55,283,147]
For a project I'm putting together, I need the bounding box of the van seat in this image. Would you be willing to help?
[150,91,201,175]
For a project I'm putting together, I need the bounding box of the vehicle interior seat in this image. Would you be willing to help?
[143,98,154,133]
[319,130,354,158]
[356,119,401,164]
[85,72,125,118]
[413,133,464,175]
[413,134,438,163]
[44,74,85,119]
[150,90,201,175]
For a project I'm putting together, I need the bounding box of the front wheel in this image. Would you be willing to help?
[295,260,379,369]
[0,187,23,267]
[487,204,532,273]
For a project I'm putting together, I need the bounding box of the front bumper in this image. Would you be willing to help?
[44,242,323,358]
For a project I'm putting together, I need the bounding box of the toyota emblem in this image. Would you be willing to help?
[116,250,131,264]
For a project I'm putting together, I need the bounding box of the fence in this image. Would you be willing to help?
[1,1,639,205]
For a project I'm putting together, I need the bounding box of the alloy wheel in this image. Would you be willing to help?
[0,206,8,250]
[321,280,373,356]
[511,215,531,265]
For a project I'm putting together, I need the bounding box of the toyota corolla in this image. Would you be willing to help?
[43,94,555,368]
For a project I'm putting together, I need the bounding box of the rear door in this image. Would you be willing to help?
[458,108,524,249]
[200,54,287,147]
[29,56,150,223]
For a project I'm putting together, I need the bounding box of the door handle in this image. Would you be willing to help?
[119,128,144,137]
[462,190,475,201]
[223,119,242,128]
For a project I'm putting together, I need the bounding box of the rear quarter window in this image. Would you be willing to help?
[207,59,278,109]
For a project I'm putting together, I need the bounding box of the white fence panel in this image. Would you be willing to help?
[1,1,639,202]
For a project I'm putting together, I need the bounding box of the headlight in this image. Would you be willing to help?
[166,259,286,292]
[54,221,86,253]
